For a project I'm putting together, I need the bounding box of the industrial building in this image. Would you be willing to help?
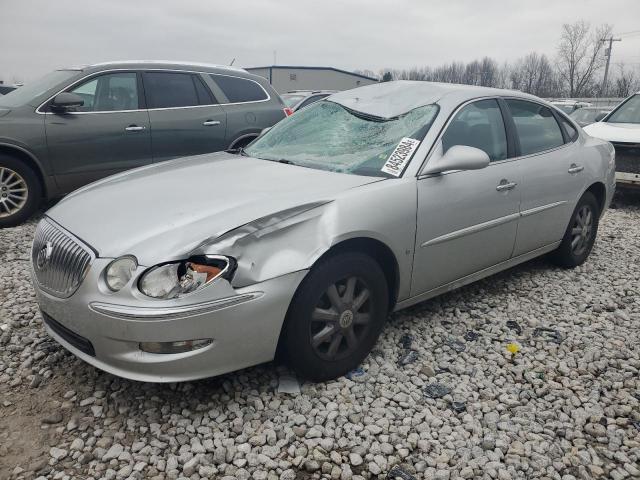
[245,65,378,93]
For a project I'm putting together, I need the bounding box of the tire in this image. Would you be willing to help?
[282,252,389,382]
[0,154,42,228]
[551,191,600,268]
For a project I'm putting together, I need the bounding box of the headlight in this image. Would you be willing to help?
[105,256,138,292]
[139,256,233,299]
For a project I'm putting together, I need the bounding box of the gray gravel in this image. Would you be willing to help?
[1,194,639,480]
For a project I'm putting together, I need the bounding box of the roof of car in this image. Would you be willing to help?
[62,60,247,74]
[328,81,537,119]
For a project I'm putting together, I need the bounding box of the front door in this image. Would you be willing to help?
[142,71,228,162]
[504,99,587,256]
[45,71,152,194]
[412,99,521,296]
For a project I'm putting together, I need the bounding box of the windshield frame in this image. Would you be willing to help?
[245,100,440,178]
[0,69,80,108]
[604,94,640,124]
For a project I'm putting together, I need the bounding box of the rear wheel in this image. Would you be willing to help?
[0,154,41,228]
[282,252,389,381]
[552,191,599,268]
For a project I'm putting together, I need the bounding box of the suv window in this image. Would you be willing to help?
[507,99,564,155]
[143,72,204,109]
[70,72,138,112]
[210,75,268,103]
[442,99,507,162]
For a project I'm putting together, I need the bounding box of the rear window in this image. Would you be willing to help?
[507,99,565,156]
[143,72,201,109]
[210,75,268,103]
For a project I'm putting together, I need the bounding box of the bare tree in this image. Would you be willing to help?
[612,64,639,97]
[556,21,611,97]
[509,52,558,97]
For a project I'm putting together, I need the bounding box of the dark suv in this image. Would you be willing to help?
[0,61,288,226]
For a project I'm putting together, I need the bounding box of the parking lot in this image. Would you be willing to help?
[0,192,637,480]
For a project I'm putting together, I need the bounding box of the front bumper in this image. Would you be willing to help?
[613,142,640,187]
[33,259,307,382]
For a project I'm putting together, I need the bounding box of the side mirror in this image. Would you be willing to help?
[594,112,607,122]
[422,145,490,175]
[50,92,84,112]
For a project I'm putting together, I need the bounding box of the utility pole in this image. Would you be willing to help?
[600,37,621,96]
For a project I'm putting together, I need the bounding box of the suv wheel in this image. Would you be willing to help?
[282,252,389,381]
[0,154,41,228]
[552,191,599,268]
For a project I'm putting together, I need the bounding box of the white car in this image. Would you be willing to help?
[584,92,640,187]
[551,100,593,115]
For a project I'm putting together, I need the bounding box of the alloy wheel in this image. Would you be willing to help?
[310,276,372,361]
[570,205,593,256]
[0,167,28,218]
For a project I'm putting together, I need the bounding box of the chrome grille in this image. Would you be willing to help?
[31,219,94,298]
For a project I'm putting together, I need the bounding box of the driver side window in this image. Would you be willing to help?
[69,72,139,112]
[442,99,507,162]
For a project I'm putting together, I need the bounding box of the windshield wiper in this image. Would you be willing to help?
[275,159,296,165]
[225,147,248,156]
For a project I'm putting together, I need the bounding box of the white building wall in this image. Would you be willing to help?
[246,67,377,93]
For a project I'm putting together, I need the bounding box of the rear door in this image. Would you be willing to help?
[504,99,586,256]
[45,71,152,193]
[143,71,227,162]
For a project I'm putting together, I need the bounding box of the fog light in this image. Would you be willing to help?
[139,339,212,354]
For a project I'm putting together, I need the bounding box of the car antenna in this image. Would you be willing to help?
[229,58,236,66]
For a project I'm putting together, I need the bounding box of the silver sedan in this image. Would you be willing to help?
[30,81,615,382]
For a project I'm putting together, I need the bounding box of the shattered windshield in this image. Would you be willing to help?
[245,101,439,177]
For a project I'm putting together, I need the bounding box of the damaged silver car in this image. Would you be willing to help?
[31,81,615,382]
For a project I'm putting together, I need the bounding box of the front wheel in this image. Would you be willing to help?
[282,252,389,381]
[551,191,600,268]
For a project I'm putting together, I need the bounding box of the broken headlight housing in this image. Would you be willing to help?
[138,255,235,299]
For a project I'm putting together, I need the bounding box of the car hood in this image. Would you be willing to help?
[48,152,382,265]
[583,121,640,143]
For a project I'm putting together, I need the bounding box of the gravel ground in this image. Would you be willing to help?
[1,193,639,480]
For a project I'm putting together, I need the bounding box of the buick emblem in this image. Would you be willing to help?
[36,241,53,270]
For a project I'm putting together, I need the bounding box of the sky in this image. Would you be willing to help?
[1,0,639,83]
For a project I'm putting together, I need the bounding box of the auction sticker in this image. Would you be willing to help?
[381,137,421,177]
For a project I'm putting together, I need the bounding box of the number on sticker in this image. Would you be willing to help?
[381,137,421,177]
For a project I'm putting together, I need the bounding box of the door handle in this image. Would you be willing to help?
[568,164,584,174]
[496,180,517,192]
[203,120,221,126]
[125,125,145,132]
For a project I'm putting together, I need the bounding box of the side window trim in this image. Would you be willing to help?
[36,68,266,114]
[497,97,519,158]
[136,71,147,110]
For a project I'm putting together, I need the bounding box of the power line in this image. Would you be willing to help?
[618,29,640,37]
